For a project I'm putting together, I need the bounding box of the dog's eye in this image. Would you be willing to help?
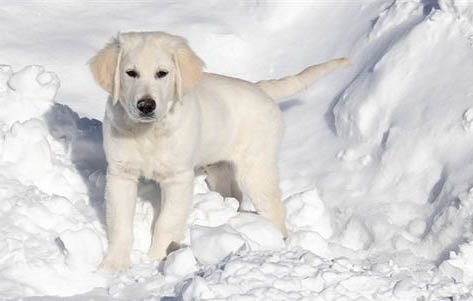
[126,70,139,78]
[155,70,168,79]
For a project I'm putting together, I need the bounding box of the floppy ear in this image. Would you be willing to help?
[89,38,122,104]
[174,45,205,102]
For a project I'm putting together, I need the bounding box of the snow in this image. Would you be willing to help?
[163,247,198,279]
[2,0,473,300]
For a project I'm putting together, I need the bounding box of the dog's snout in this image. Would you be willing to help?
[137,97,156,115]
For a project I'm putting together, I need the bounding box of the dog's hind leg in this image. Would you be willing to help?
[234,157,288,238]
[205,161,242,201]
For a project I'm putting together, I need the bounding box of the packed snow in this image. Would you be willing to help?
[1,0,473,300]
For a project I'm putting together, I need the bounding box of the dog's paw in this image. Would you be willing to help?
[100,253,131,272]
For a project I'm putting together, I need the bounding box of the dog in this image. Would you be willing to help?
[89,31,348,271]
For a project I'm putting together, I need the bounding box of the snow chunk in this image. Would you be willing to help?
[163,247,198,278]
[442,241,473,283]
[190,224,245,265]
[191,191,239,228]
[59,228,104,272]
[228,213,285,251]
[287,230,330,258]
[1,65,59,127]
[339,217,373,251]
[285,188,332,239]
[392,278,421,300]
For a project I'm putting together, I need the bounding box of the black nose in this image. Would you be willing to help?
[137,97,156,115]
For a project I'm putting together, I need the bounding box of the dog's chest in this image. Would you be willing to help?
[129,134,176,179]
[122,126,194,180]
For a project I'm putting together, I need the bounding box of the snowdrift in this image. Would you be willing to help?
[2,0,473,300]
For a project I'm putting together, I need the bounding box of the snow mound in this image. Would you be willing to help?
[177,249,470,300]
[0,66,106,297]
[326,0,473,262]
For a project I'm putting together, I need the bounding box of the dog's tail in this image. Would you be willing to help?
[256,58,349,102]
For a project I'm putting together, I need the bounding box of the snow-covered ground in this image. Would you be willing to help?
[1,0,473,300]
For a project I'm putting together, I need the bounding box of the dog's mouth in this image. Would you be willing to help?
[137,114,156,123]
[132,111,165,123]
[124,107,157,123]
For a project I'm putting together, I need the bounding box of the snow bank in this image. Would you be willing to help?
[0,66,106,297]
[329,0,473,261]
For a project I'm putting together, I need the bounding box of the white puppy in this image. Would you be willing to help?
[89,31,348,271]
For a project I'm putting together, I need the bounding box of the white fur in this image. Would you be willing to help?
[89,31,348,271]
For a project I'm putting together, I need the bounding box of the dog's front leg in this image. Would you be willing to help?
[101,172,138,271]
[148,171,194,260]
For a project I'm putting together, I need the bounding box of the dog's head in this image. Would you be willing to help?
[89,32,204,123]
